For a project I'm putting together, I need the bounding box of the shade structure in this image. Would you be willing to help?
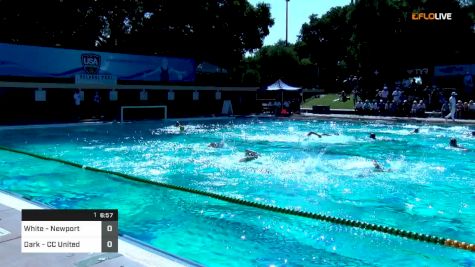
[266,80,301,112]
[266,79,301,91]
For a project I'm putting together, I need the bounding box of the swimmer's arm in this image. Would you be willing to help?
[307,132,322,137]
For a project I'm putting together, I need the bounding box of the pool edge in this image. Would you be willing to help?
[0,189,203,267]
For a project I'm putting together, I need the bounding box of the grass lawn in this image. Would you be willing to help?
[301,94,355,109]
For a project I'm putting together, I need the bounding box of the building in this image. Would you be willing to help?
[0,43,258,124]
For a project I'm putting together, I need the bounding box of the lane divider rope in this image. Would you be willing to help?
[0,145,473,253]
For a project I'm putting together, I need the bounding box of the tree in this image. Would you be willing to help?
[349,0,475,79]
[253,41,300,85]
[295,0,475,91]
[297,6,354,88]
[0,0,274,69]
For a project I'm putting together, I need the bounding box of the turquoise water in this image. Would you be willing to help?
[0,118,474,266]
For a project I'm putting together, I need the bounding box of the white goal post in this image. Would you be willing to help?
[120,105,167,122]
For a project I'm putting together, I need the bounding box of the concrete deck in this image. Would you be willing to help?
[0,191,201,267]
[303,112,475,124]
[269,112,475,125]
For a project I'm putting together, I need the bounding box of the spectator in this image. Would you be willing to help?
[417,100,426,117]
[456,100,464,118]
[469,100,475,111]
[429,87,440,110]
[379,86,389,102]
[372,100,379,114]
[340,90,348,102]
[283,101,290,109]
[392,87,401,104]
[441,101,450,117]
[410,100,418,116]
[352,88,359,106]
[402,100,410,116]
[355,100,363,113]
[384,101,391,115]
[389,100,397,115]
[463,101,471,119]
[363,100,372,114]
[283,101,290,114]
[378,99,386,115]
[273,100,281,115]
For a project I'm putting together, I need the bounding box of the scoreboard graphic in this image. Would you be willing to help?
[21,209,118,253]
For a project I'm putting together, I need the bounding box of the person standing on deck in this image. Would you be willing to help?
[445,92,457,122]
[93,91,101,119]
[73,89,81,120]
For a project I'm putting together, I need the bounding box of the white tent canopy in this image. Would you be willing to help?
[266,80,301,113]
[266,79,301,91]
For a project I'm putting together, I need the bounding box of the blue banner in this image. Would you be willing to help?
[434,64,475,77]
[0,43,195,82]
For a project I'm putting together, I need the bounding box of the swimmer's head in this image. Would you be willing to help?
[372,160,382,170]
[175,121,181,127]
[449,138,457,147]
[369,133,376,139]
[414,128,419,133]
[472,131,475,137]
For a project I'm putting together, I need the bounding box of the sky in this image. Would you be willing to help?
[248,0,351,46]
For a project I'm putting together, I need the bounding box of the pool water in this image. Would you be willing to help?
[0,118,474,266]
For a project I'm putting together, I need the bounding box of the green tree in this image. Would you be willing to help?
[295,0,475,90]
[297,6,354,89]
[253,41,300,85]
[349,0,475,79]
[0,0,274,69]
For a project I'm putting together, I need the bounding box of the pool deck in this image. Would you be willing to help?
[258,113,475,125]
[0,191,201,267]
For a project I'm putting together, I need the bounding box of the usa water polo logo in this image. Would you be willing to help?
[81,53,101,74]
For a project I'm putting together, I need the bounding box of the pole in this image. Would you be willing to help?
[286,0,289,46]
[281,90,284,111]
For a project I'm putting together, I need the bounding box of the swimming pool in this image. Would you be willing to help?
[0,118,474,266]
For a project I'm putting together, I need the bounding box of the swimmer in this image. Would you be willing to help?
[175,121,185,132]
[372,160,391,172]
[240,149,260,162]
[307,132,334,138]
[208,142,224,148]
[412,128,419,134]
[373,160,383,172]
[369,133,376,139]
[245,149,260,157]
[449,138,467,150]
[307,132,322,138]
[463,131,474,137]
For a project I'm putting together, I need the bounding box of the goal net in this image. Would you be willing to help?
[120,105,167,122]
